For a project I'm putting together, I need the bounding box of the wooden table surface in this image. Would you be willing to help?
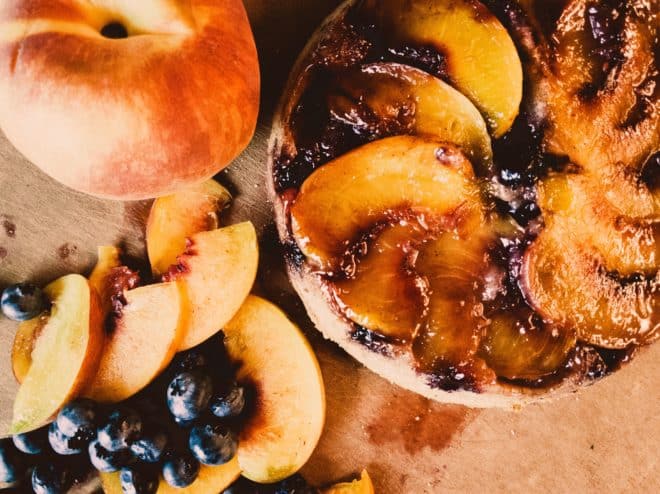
[1,2,658,492]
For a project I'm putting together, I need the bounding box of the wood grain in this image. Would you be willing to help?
[0,1,658,492]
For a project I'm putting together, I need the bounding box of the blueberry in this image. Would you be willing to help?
[0,438,25,484]
[55,399,99,440]
[222,476,263,493]
[1,283,48,321]
[162,451,200,488]
[273,474,315,494]
[167,371,213,422]
[177,351,208,372]
[211,384,246,418]
[189,423,237,466]
[98,408,142,452]
[12,426,49,455]
[48,422,85,455]
[120,466,159,494]
[31,463,71,494]
[129,426,167,463]
[88,439,132,473]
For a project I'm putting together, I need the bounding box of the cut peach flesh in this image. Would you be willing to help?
[100,457,241,494]
[12,313,48,384]
[11,274,104,434]
[543,0,659,172]
[523,174,659,349]
[84,282,184,403]
[332,221,429,342]
[224,295,325,483]
[147,179,232,275]
[328,63,493,172]
[291,136,479,271]
[523,234,658,349]
[413,228,493,375]
[88,245,122,316]
[479,310,577,381]
[323,470,375,494]
[361,0,523,137]
[169,222,259,350]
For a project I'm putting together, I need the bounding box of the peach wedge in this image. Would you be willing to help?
[224,295,326,483]
[166,222,259,350]
[290,135,480,271]
[323,470,375,494]
[147,179,232,275]
[84,282,184,403]
[329,63,493,172]
[100,457,241,494]
[361,0,522,137]
[11,274,104,434]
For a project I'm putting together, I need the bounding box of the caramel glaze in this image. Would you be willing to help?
[273,1,653,392]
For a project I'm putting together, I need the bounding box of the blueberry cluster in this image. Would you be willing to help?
[0,336,250,493]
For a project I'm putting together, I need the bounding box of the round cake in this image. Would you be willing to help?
[267,0,659,407]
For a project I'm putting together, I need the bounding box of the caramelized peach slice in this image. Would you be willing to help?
[11,275,104,433]
[147,179,232,275]
[224,296,325,483]
[332,222,429,342]
[291,136,480,271]
[413,227,495,383]
[543,0,659,173]
[479,310,576,381]
[84,282,184,403]
[522,174,659,348]
[361,0,523,136]
[100,457,241,494]
[167,222,259,350]
[323,470,375,494]
[328,63,493,172]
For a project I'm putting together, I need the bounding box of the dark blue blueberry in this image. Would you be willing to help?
[177,351,208,372]
[55,399,99,440]
[222,477,263,493]
[119,466,159,494]
[166,371,213,422]
[189,423,237,466]
[0,438,25,484]
[88,440,132,473]
[12,426,49,455]
[31,463,71,494]
[173,416,196,429]
[273,474,314,494]
[48,422,85,455]
[97,408,142,452]
[1,283,48,321]
[129,426,167,463]
[162,451,199,488]
[210,384,246,418]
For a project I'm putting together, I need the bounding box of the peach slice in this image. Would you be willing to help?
[99,457,241,494]
[88,245,122,316]
[11,274,104,434]
[290,135,481,271]
[165,222,259,350]
[147,179,232,275]
[332,222,430,342]
[328,63,493,172]
[323,470,375,494]
[11,313,48,384]
[224,295,325,483]
[522,174,659,349]
[479,310,576,381]
[412,227,494,381]
[84,282,184,403]
[361,0,523,137]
